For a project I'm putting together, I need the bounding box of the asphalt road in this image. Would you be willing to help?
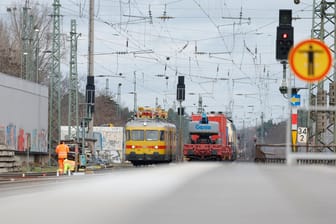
[0,162,335,224]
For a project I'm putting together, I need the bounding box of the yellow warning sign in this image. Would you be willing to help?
[289,39,332,82]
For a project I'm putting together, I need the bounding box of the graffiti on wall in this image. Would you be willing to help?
[93,127,124,151]
[0,125,5,144]
[0,123,47,152]
[93,132,103,151]
[18,128,25,151]
[6,123,16,148]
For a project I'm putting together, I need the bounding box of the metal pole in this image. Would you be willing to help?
[82,117,85,167]
[68,19,80,141]
[133,71,137,114]
[178,101,183,162]
[260,112,264,144]
[87,0,95,152]
[105,78,109,96]
[88,0,94,78]
[286,61,293,164]
[117,83,122,118]
[28,14,33,81]
[309,0,336,152]
[49,0,62,165]
[35,28,39,83]
[27,148,30,172]
[21,0,29,80]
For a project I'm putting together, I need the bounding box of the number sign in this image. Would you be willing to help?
[298,127,307,144]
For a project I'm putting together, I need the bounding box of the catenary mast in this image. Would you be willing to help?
[308,0,336,152]
[49,0,61,160]
[68,19,80,142]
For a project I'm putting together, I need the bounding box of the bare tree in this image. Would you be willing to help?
[0,19,20,76]
[1,1,52,84]
[1,1,131,128]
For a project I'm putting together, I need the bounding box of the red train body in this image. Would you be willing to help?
[183,112,237,161]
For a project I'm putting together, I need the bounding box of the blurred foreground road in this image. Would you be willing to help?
[0,162,336,224]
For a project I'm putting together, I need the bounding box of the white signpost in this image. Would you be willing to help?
[297,127,307,144]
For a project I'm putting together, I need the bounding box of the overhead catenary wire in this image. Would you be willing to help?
[57,0,311,120]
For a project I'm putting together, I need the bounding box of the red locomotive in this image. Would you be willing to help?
[183,112,238,161]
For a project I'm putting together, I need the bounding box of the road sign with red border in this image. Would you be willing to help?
[289,39,332,82]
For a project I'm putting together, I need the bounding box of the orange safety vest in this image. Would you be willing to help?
[55,143,70,159]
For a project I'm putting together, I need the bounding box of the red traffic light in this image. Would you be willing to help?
[276,26,293,60]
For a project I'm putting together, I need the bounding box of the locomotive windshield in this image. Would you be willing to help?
[130,130,144,141]
[127,130,165,141]
[146,130,159,141]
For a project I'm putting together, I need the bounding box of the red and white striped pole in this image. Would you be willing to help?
[291,104,298,152]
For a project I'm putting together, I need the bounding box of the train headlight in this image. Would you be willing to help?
[132,145,135,149]
[154,145,158,149]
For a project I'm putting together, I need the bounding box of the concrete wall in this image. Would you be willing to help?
[0,72,48,153]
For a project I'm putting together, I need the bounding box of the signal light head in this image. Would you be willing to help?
[276,26,293,60]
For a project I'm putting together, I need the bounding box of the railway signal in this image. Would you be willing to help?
[176,76,185,101]
[86,76,95,113]
[176,76,185,162]
[276,10,294,60]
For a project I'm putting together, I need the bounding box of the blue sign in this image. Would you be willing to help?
[291,94,300,106]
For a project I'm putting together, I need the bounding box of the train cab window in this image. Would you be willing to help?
[160,131,165,141]
[131,130,144,141]
[146,130,159,141]
[126,130,130,141]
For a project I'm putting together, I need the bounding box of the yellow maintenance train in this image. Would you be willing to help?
[125,107,177,166]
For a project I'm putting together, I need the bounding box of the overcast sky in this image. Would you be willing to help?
[1,0,314,128]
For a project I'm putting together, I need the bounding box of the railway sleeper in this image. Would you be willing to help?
[256,158,336,166]
[296,159,336,165]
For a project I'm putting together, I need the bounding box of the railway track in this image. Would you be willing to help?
[255,144,336,165]
[0,162,134,183]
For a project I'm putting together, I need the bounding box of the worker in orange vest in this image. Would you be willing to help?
[55,141,70,174]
